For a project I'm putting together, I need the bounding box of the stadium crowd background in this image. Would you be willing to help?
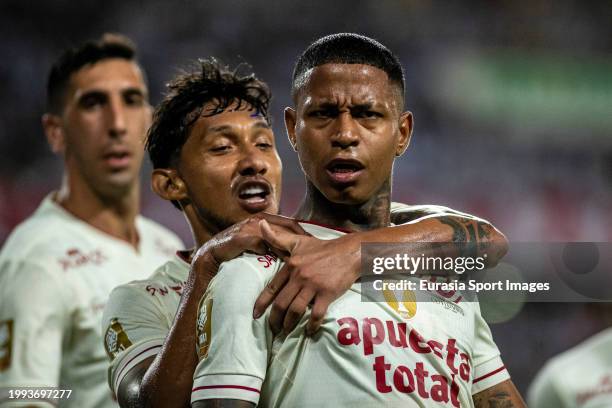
[1,0,610,396]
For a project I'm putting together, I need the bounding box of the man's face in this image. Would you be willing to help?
[286,63,412,205]
[176,105,282,232]
[55,58,150,198]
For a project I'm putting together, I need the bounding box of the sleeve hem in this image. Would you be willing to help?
[472,356,511,395]
[191,374,262,405]
[110,338,164,395]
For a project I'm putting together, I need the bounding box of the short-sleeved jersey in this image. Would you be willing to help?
[99,201,423,398]
[528,327,612,408]
[191,222,509,408]
[0,194,183,408]
[101,254,190,396]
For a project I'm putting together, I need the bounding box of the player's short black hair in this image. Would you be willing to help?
[146,58,271,209]
[46,33,140,114]
[291,33,405,104]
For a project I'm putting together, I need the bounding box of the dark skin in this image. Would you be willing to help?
[194,63,523,407]
[472,380,526,408]
[253,205,507,335]
[115,103,508,407]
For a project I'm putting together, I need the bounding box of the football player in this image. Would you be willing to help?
[103,57,509,408]
[0,34,182,408]
[190,34,525,408]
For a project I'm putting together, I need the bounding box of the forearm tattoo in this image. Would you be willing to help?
[390,210,433,225]
[439,217,493,257]
[473,390,515,408]
[389,207,499,260]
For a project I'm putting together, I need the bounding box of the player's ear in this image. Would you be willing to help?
[42,113,65,154]
[151,168,188,203]
[395,111,413,157]
[284,107,298,151]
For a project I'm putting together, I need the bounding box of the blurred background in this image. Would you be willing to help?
[1,0,610,397]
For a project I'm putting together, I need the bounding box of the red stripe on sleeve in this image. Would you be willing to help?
[473,365,506,384]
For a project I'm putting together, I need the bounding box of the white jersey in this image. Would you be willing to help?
[101,253,190,396]
[528,327,612,408]
[191,222,509,408]
[99,201,420,398]
[0,194,182,408]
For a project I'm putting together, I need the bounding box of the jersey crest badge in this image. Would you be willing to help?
[0,319,13,371]
[104,318,132,360]
[196,298,213,359]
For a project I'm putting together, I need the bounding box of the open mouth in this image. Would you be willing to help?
[325,158,365,184]
[235,180,273,212]
[103,151,131,168]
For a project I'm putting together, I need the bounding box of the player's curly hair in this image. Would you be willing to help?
[146,58,272,209]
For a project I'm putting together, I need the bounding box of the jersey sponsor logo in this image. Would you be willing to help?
[104,319,133,360]
[382,288,417,319]
[196,298,213,359]
[372,357,462,406]
[257,254,277,268]
[0,319,13,371]
[58,248,108,272]
[336,317,471,407]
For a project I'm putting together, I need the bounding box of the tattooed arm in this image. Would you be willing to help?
[253,205,508,334]
[473,380,527,408]
[390,204,507,266]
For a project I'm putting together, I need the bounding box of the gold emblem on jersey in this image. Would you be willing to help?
[196,298,213,359]
[104,318,133,360]
[0,319,13,371]
[383,288,417,319]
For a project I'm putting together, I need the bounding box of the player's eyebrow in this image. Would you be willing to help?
[121,87,147,99]
[207,124,234,133]
[311,101,338,109]
[77,90,107,103]
[208,120,271,134]
[350,101,375,110]
[310,99,381,109]
[76,87,147,105]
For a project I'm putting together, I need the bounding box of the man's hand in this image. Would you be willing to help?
[191,213,308,287]
[251,208,508,337]
[127,214,308,408]
[253,220,360,335]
